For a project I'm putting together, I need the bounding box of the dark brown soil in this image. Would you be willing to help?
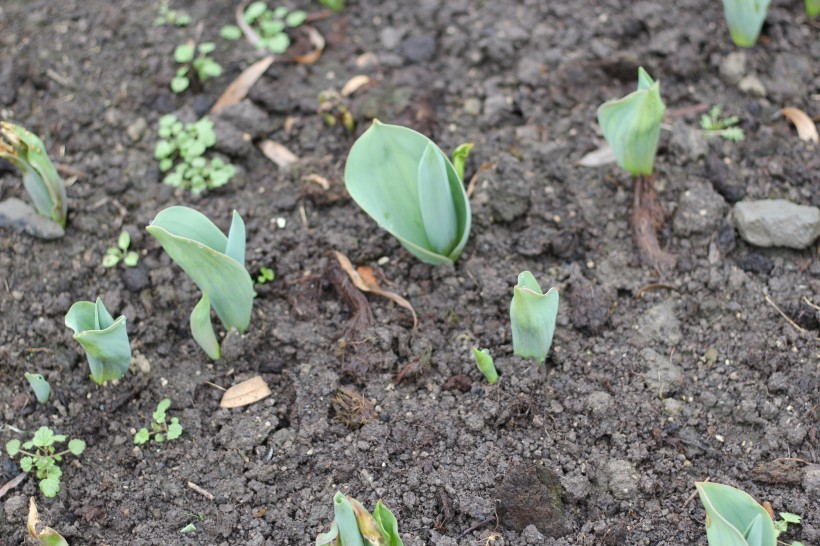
[1,1,818,545]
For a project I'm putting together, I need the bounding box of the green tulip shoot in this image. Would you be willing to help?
[65,298,131,384]
[510,272,559,365]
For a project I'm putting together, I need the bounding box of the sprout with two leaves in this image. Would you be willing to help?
[147,206,254,359]
[316,492,403,546]
[721,0,771,48]
[510,272,559,365]
[345,121,471,266]
[0,121,67,229]
[65,298,131,384]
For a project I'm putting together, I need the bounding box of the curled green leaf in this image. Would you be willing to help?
[722,0,771,47]
[333,492,365,546]
[695,481,777,546]
[65,298,131,384]
[510,272,559,365]
[472,348,498,384]
[25,373,51,404]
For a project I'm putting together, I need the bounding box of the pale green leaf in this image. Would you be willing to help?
[180,523,196,533]
[101,253,119,268]
[20,456,34,472]
[117,230,131,251]
[224,210,246,267]
[134,429,149,444]
[32,427,54,447]
[123,251,139,267]
[722,0,771,47]
[198,42,216,55]
[154,398,171,422]
[67,439,85,456]
[6,439,20,457]
[266,33,290,53]
[65,299,131,384]
[333,492,365,546]
[39,477,60,497]
[171,76,190,93]
[285,10,307,27]
[244,1,268,23]
[166,421,183,440]
[344,121,471,265]
[373,500,404,546]
[25,373,51,404]
[315,521,339,545]
[220,25,243,40]
[510,272,559,365]
[417,142,458,256]
[696,482,777,546]
[472,348,498,384]
[451,142,473,182]
[191,292,221,360]
[174,43,195,63]
[779,513,801,524]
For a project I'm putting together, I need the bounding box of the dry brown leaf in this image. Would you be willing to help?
[220,376,272,408]
[577,142,616,167]
[292,25,325,64]
[466,162,495,198]
[303,173,330,190]
[28,497,68,546]
[258,139,299,169]
[781,107,819,143]
[334,251,418,329]
[236,1,262,48]
[211,56,274,115]
[341,75,372,97]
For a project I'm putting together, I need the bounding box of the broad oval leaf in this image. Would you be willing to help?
[334,492,365,546]
[147,206,253,338]
[25,373,51,404]
[65,298,131,384]
[722,0,771,47]
[596,67,666,176]
[344,121,471,265]
[510,272,559,365]
[696,482,777,546]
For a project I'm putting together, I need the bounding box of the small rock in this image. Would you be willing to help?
[604,459,639,500]
[642,348,683,395]
[738,74,766,97]
[521,525,545,542]
[379,27,404,49]
[126,117,147,142]
[733,199,820,249]
[495,463,571,537]
[463,97,482,116]
[663,397,684,416]
[482,93,512,125]
[586,391,614,417]
[3,494,26,523]
[399,34,436,63]
[670,119,708,161]
[672,179,726,236]
[739,253,774,275]
[216,101,271,136]
[719,51,747,84]
[706,155,746,203]
[560,474,591,503]
[803,465,820,497]
[464,413,484,432]
[122,266,150,292]
[0,197,64,239]
[636,301,682,347]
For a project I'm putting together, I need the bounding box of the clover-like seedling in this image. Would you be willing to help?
[597,67,665,177]
[103,230,139,268]
[224,2,307,53]
[155,0,191,27]
[154,115,236,194]
[510,271,559,365]
[316,492,404,546]
[147,206,254,359]
[0,121,67,228]
[25,372,51,404]
[65,297,131,384]
[700,105,744,142]
[5,427,85,497]
[134,399,183,445]
[171,42,222,93]
[472,347,498,384]
[345,121,472,265]
[722,0,770,47]
[256,266,275,285]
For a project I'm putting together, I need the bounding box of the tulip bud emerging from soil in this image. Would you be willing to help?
[472,347,498,383]
[344,120,471,265]
[0,121,67,228]
[316,493,404,546]
[695,482,778,546]
[65,298,131,384]
[597,67,665,176]
[722,0,771,47]
[510,272,559,365]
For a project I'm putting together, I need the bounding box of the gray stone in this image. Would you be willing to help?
[399,34,436,63]
[670,119,708,161]
[642,348,683,395]
[738,74,766,97]
[586,391,614,417]
[3,494,26,523]
[663,397,684,416]
[720,51,747,84]
[216,100,271,136]
[604,460,639,500]
[673,179,726,236]
[464,413,484,432]
[0,197,64,239]
[733,199,820,249]
[560,474,591,502]
[521,525,545,542]
[126,117,147,142]
[803,465,820,497]
[636,301,682,346]
[463,97,482,116]
[379,27,404,49]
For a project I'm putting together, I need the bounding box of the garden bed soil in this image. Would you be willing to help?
[1,0,818,544]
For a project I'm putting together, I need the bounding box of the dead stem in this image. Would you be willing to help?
[632,174,676,272]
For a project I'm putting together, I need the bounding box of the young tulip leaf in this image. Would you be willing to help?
[24,373,51,404]
[597,67,666,176]
[65,298,131,384]
[373,500,403,546]
[347,495,387,545]
[191,293,221,359]
[472,348,498,384]
[345,121,471,265]
[695,482,777,546]
[418,142,458,256]
[510,272,559,365]
[722,0,771,47]
[333,492,365,546]
[451,143,474,182]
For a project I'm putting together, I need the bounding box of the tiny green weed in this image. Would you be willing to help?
[224,2,308,54]
[134,399,183,445]
[155,0,191,27]
[5,426,85,497]
[700,105,744,141]
[103,230,139,268]
[172,42,222,93]
[256,266,275,285]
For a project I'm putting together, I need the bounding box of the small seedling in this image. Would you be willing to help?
[451,143,474,183]
[256,266,275,285]
[103,230,139,268]
[6,427,85,497]
[0,122,67,228]
[134,399,183,445]
[155,0,191,26]
[472,348,498,384]
[24,373,51,404]
[316,492,403,546]
[180,523,197,533]
[695,482,804,546]
[232,2,308,53]
[172,42,222,93]
[154,115,236,194]
[700,105,744,141]
[318,0,345,11]
[65,298,131,384]
[510,272,559,365]
[345,121,472,265]
[722,0,770,47]
[147,206,254,360]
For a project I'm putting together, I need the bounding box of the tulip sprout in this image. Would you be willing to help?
[345,121,471,265]
[25,373,51,404]
[147,206,254,359]
[721,0,771,48]
[65,298,131,384]
[472,348,498,383]
[316,492,403,546]
[0,121,67,228]
[510,272,559,365]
